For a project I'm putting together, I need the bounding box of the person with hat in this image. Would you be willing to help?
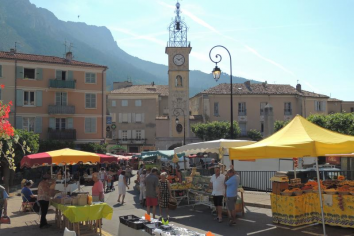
[158,172,173,219]
[37,174,51,229]
[209,166,225,223]
[21,180,37,203]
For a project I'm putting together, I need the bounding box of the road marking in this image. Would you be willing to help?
[292,223,319,231]
[238,218,256,223]
[247,226,277,235]
[171,215,194,219]
[102,229,113,236]
[266,224,290,230]
[301,231,324,236]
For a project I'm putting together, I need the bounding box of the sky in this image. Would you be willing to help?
[29,0,354,101]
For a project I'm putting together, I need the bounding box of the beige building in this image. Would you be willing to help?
[190,81,332,136]
[327,98,354,114]
[0,50,107,144]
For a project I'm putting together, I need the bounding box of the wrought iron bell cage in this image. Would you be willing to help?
[168,2,190,47]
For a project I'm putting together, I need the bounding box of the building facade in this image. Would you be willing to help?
[327,98,354,114]
[190,81,331,136]
[0,50,107,144]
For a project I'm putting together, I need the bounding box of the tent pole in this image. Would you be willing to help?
[315,157,326,236]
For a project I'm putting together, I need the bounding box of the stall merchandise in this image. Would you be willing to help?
[55,180,79,194]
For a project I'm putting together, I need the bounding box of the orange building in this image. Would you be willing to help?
[0,50,107,144]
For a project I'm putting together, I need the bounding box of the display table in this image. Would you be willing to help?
[271,193,354,228]
[55,182,79,193]
[118,223,150,236]
[51,202,113,235]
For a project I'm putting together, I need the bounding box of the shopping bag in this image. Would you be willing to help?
[168,197,177,210]
[0,216,11,224]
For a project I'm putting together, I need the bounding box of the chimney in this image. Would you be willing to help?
[262,81,267,88]
[244,80,251,87]
[66,51,73,61]
[9,48,16,54]
[296,83,301,92]
[151,81,155,86]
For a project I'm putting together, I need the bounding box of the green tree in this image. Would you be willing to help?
[109,145,127,154]
[306,114,327,128]
[80,143,108,154]
[307,113,354,135]
[247,129,263,141]
[274,120,290,132]
[191,121,240,141]
[13,129,39,165]
[39,140,75,152]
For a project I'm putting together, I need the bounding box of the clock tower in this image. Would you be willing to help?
[166,2,192,140]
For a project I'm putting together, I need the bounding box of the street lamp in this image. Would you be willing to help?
[209,45,234,165]
[174,108,186,170]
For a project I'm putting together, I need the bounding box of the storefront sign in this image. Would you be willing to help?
[106,116,112,124]
[326,156,341,165]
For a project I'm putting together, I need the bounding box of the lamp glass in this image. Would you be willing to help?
[175,117,179,124]
[212,66,221,81]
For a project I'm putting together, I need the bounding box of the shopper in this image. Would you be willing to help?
[209,166,225,223]
[118,171,129,204]
[145,168,159,219]
[139,169,147,206]
[158,172,173,219]
[21,180,37,202]
[38,174,51,229]
[208,159,216,175]
[225,169,239,226]
[0,184,9,219]
[92,172,104,202]
[125,165,132,185]
[99,167,107,190]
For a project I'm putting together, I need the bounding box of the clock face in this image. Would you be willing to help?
[173,54,185,66]
[176,124,183,133]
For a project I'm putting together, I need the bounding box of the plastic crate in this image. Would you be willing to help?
[127,219,149,230]
[119,215,140,226]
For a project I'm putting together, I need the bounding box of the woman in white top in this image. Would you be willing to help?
[117,171,129,204]
[139,169,147,206]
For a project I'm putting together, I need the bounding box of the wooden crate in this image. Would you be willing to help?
[272,182,289,195]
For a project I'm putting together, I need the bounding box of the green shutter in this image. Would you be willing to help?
[85,118,90,132]
[67,118,73,129]
[49,118,55,129]
[35,117,42,133]
[56,92,61,105]
[0,65,2,77]
[67,71,73,80]
[85,73,90,83]
[36,68,43,80]
[36,90,42,107]
[16,89,23,106]
[16,66,23,79]
[16,116,23,129]
[91,118,96,133]
[56,70,62,80]
[62,93,67,105]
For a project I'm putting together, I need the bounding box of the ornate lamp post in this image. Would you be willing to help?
[209,45,234,165]
[174,108,186,169]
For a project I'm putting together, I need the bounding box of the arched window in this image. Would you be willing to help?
[175,75,183,87]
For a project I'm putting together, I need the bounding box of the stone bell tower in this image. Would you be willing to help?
[166,2,192,139]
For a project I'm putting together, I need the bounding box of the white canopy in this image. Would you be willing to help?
[174,139,254,155]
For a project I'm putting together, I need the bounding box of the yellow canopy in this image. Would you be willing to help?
[230,115,354,160]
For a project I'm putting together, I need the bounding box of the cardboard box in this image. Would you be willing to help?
[272,182,289,195]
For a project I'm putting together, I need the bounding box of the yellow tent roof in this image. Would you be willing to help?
[230,115,354,160]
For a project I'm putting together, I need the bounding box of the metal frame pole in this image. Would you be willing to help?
[315,157,326,236]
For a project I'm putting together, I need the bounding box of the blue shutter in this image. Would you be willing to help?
[16,116,23,129]
[49,118,55,129]
[36,90,42,107]
[91,118,96,133]
[35,117,42,133]
[56,70,62,79]
[36,68,43,80]
[16,90,23,106]
[67,118,73,129]
[67,71,73,80]
[0,65,2,77]
[16,66,23,79]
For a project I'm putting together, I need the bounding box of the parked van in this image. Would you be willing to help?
[287,164,342,183]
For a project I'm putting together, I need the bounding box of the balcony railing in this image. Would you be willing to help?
[116,138,147,144]
[48,128,76,140]
[48,105,75,114]
[238,110,247,116]
[49,79,76,89]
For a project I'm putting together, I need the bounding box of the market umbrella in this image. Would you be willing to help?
[229,115,354,236]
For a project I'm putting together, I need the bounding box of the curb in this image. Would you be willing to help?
[245,202,271,209]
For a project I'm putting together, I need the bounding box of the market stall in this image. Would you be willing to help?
[229,115,354,235]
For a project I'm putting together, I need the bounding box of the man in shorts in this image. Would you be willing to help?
[209,166,225,223]
[225,169,239,226]
[145,168,159,219]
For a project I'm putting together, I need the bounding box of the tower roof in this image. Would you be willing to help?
[168,1,190,47]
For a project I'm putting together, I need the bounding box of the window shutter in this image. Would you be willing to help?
[67,71,73,80]
[36,68,43,80]
[49,118,55,129]
[85,118,90,133]
[131,113,135,123]
[110,113,116,122]
[322,101,326,111]
[36,90,42,107]
[112,100,116,107]
[141,130,145,139]
[91,94,96,108]
[35,117,42,133]
[132,130,136,139]
[141,113,145,122]
[118,113,122,123]
[128,113,132,123]
[16,66,24,79]
[67,118,73,129]
[127,130,132,139]
[85,73,90,83]
[16,116,23,129]
[118,130,122,139]
[16,89,23,106]
[91,118,96,133]
[0,65,2,77]
[62,93,67,105]
[314,101,318,111]
[56,70,62,80]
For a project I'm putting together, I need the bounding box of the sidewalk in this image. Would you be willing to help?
[243,191,271,209]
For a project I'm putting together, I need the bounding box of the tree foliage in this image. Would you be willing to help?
[274,120,290,132]
[247,129,263,141]
[12,129,39,165]
[307,113,354,135]
[191,121,240,141]
[39,140,75,152]
[80,142,108,154]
